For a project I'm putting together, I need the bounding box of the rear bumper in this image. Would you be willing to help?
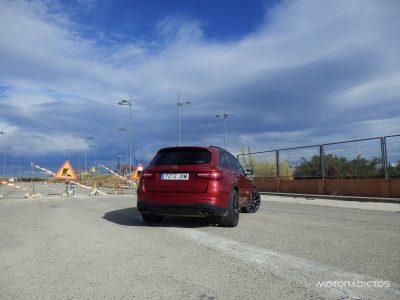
[137,201,228,217]
[137,187,230,217]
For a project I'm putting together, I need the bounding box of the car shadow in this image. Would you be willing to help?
[103,207,217,228]
[102,207,144,226]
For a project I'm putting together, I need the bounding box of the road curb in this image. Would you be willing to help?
[259,192,400,204]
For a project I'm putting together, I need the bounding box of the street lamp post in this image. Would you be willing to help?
[117,128,128,175]
[177,93,191,146]
[118,98,133,176]
[84,136,93,174]
[216,112,229,149]
[89,144,97,176]
[64,148,71,161]
[3,146,12,178]
[117,155,122,174]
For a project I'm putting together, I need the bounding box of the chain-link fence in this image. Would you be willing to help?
[385,135,400,178]
[238,135,400,179]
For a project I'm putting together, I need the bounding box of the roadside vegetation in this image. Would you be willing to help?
[239,148,294,178]
[294,154,400,179]
[240,148,400,179]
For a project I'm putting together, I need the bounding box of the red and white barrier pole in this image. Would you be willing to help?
[0,181,28,191]
[31,163,106,196]
[99,163,135,185]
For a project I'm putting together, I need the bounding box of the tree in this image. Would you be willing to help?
[293,154,383,179]
[388,161,400,178]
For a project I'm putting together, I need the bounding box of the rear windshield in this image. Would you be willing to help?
[150,148,212,165]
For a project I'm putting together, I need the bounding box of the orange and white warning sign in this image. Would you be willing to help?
[131,164,144,181]
[54,160,77,181]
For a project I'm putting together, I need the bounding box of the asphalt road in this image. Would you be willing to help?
[0,194,399,299]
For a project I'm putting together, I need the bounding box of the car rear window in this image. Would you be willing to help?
[150,148,212,165]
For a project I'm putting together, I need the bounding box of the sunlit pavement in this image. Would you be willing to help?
[0,194,399,299]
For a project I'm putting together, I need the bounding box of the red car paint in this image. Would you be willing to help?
[137,146,255,225]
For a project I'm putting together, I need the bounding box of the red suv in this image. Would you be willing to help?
[137,146,261,227]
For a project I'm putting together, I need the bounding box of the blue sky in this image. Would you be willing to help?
[0,0,399,171]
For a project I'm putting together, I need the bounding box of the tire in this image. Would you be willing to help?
[141,212,164,223]
[242,189,261,213]
[219,189,240,227]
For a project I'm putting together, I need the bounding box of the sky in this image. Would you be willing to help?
[0,0,399,172]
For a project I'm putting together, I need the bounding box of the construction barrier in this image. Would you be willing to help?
[0,181,28,191]
[99,164,134,185]
[31,162,106,196]
[131,164,143,184]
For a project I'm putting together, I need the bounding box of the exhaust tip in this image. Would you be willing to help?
[199,209,213,216]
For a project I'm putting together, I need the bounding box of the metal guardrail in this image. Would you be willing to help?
[237,135,400,179]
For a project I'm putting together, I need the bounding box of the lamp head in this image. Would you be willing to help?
[118,99,131,106]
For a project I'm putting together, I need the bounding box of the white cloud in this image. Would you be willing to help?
[332,73,400,108]
[0,121,19,137]
[0,0,399,161]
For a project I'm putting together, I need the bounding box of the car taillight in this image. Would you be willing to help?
[197,171,222,179]
[141,172,154,178]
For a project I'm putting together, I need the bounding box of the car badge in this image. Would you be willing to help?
[172,165,178,170]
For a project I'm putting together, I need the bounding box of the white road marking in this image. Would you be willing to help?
[168,228,400,299]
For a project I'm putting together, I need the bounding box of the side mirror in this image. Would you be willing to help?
[245,169,253,176]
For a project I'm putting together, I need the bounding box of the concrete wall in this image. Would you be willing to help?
[253,178,400,198]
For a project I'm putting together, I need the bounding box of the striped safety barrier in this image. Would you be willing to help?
[99,164,136,185]
[0,181,28,191]
[31,162,106,196]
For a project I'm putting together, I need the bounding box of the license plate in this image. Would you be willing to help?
[161,173,189,180]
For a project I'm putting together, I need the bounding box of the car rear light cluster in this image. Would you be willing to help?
[141,172,154,178]
[197,171,222,179]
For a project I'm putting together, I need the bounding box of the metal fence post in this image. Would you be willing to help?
[381,137,388,179]
[276,150,280,179]
[320,145,325,179]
